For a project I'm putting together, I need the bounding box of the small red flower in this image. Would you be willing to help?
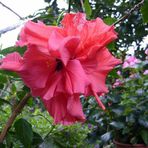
[0,13,121,125]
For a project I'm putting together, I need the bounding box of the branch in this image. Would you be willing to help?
[0,23,22,35]
[68,0,71,13]
[0,1,23,20]
[136,99,148,107]
[0,1,26,35]
[31,114,52,124]
[0,93,31,143]
[114,0,144,25]
[80,0,85,12]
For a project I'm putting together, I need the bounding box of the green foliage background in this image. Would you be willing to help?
[0,0,148,147]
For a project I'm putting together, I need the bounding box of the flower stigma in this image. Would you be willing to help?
[56,59,63,71]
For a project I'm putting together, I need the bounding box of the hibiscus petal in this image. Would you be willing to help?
[65,60,89,94]
[88,18,117,46]
[20,62,49,89]
[0,52,22,71]
[61,13,86,36]
[82,48,121,95]
[42,72,62,100]
[67,94,85,120]
[64,37,80,56]
[60,37,80,65]
[93,91,106,110]
[19,46,50,89]
[48,31,80,65]
[97,48,121,72]
[23,45,50,61]
[48,31,64,50]
[81,57,108,94]
[77,25,117,59]
[43,93,85,125]
[61,13,117,60]
[16,28,27,47]
[17,21,62,47]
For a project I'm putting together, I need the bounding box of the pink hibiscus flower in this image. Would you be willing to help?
[143,70,148,75]
[112,79,123,88]
[145,49,148,55]
[0,13,121,125]
[123,56,140,68]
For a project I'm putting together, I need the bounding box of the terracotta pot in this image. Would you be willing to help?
[114,140,148,148]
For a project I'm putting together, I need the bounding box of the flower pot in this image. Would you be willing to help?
[114,140,148,148]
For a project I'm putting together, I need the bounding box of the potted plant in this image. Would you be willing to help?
[84,53,148,147]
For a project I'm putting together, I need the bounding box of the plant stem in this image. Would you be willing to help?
[31,114,52,125]
[80,0,85,12]
[114,0,144,25]
[136,99,148,107]
[0,93,31,143]
[68,0,71,13]
[0,1,23,20]
[44,124,56,140]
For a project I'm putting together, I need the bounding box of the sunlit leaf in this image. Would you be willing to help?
[101,132,112,142]
[104,17,116,25]
[110,121,124,129]
[0,46,26,56]
[141,0,148,23]
[84,0,92,18]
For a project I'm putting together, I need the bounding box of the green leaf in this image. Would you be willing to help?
[32,132,43,146]
[0,70,19,78]
[122,127,130,135]
[126,114,135,123]
[141,0,148,23]
[112,108,124,116]
[0,83,4,89]
[6,133,13,148]
[84,0,92,18]
[40,135,59,148]
[138,118,148,128]
[130,136,138,144]
[14,118,33,148]
[0,143,5,148]
[0,98,11,106]
[110,121,124,130]
[11,84,17,94]
[56,11,65,26]
[14,81,24,91]
[0,74,7,83]
[107,42,116,51]
[16,91,27,99]
[101,132,112,142]
[104,17,116,25]
[0,46,26,56]
[140,130,148,145]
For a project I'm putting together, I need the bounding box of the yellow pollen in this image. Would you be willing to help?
[46,61,50,68]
